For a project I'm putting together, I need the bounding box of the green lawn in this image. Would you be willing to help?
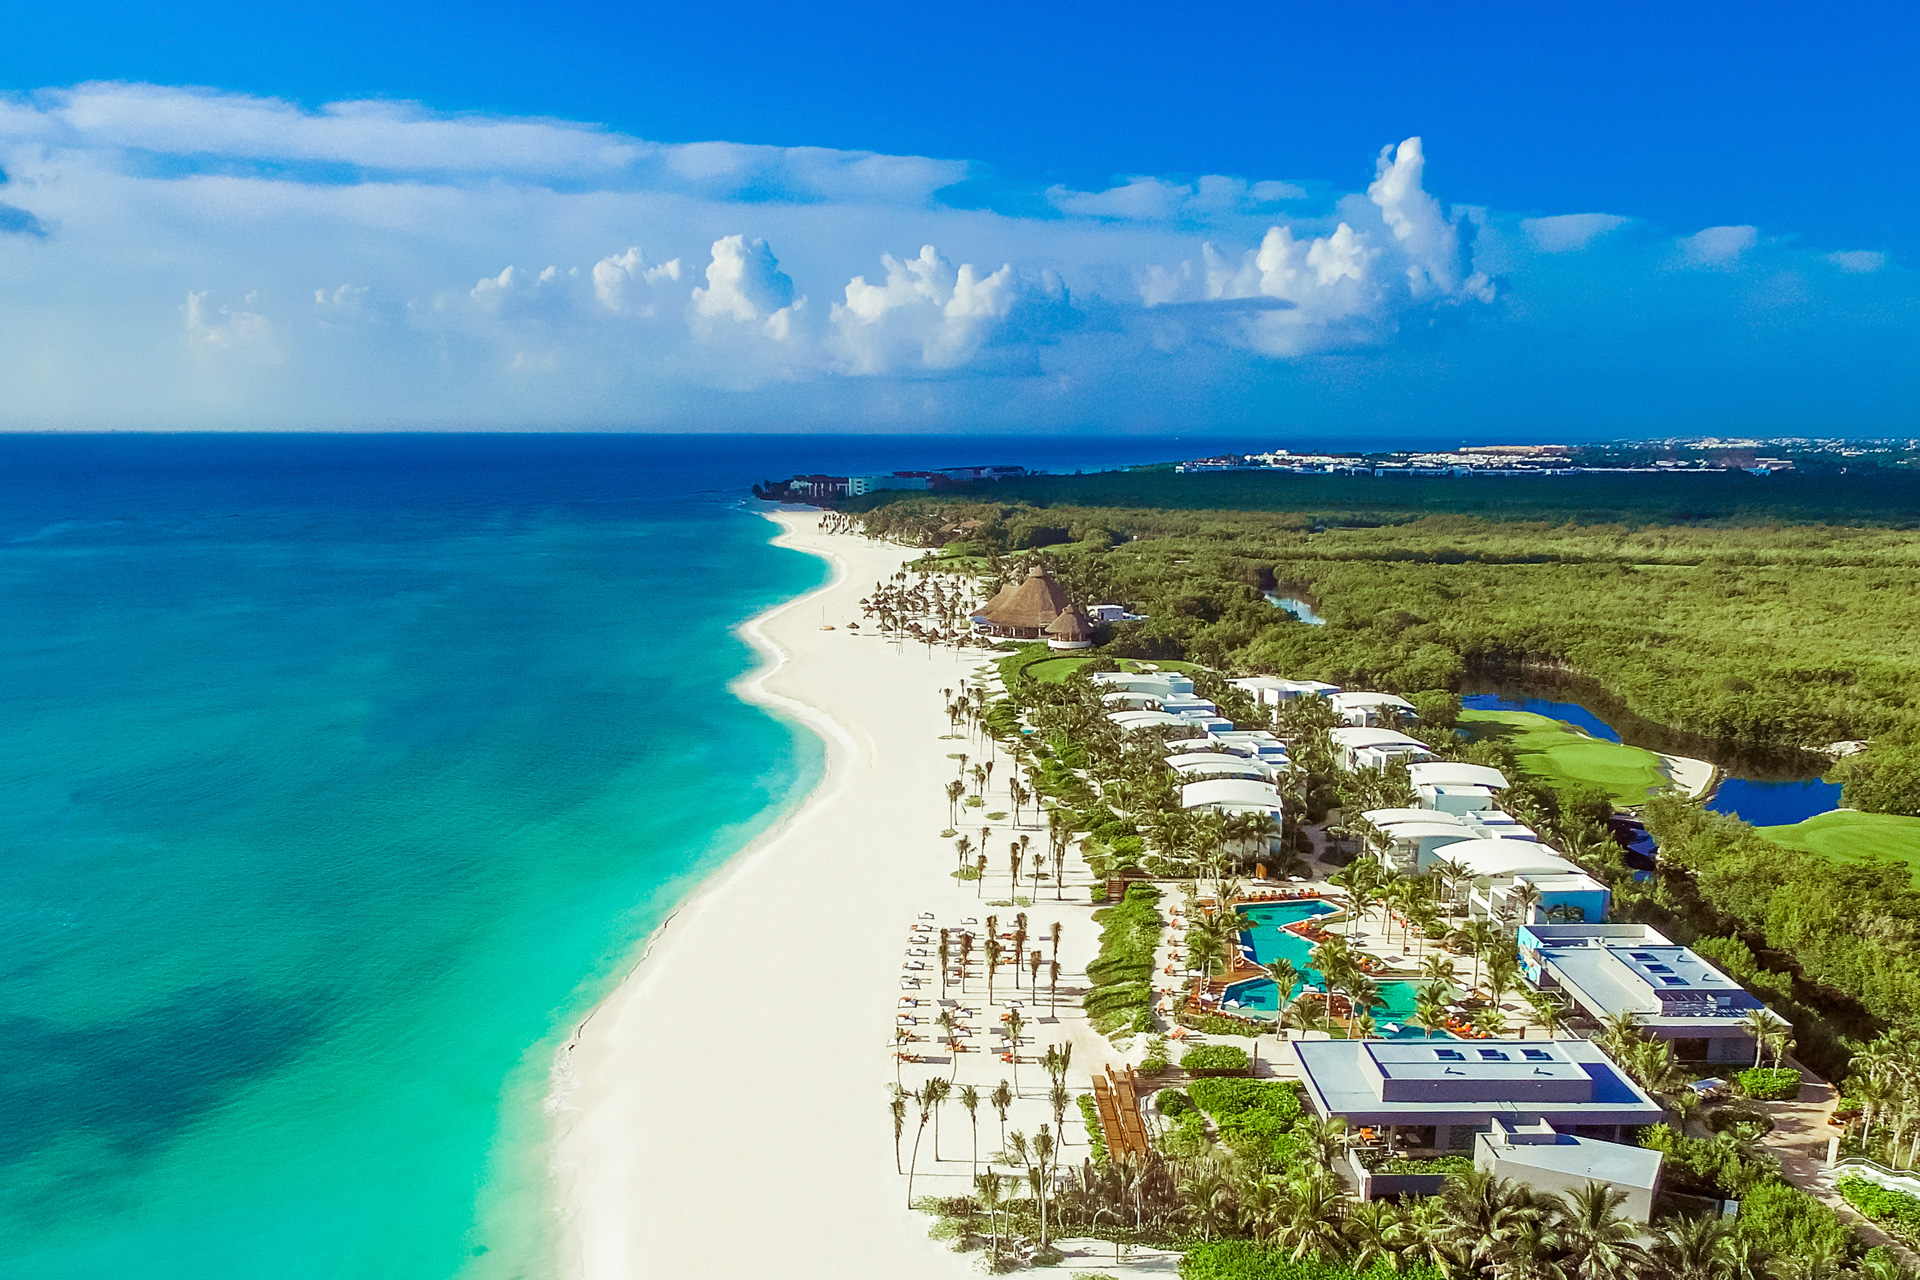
[1022,653,1200,683]
[1759,810,1920,875]
[1458,708,1673,805]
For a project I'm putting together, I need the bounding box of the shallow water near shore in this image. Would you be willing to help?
[3,432,1320,1279]
[0,436,868,1278]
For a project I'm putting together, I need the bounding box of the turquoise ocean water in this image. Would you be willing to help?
[0,433,1262,1279]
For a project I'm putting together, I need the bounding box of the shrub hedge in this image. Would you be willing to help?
[1736,1067,1803,1101]
[1084,883,1163,1036]
[1179,1242,1441,1280]
[1180,1045,1252,1076]
[1839,1174,1920,1244]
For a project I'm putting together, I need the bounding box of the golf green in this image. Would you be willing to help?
[1459,708,1672,804]
[1759,810,1920,876]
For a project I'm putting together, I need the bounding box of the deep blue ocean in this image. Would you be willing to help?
[0,432,1292,1279]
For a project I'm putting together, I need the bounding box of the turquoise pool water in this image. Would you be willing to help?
[1223,900,1446,1038]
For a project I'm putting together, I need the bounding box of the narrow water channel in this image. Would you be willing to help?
[1264,591,1326,625]
[1460,689,1840,825]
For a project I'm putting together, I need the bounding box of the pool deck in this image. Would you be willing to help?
[1164,863,1559,1043]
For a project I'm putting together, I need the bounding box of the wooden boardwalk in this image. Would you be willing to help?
[1091,1064,1151,1159]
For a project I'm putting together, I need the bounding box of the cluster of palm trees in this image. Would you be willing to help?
[1069,1146,1855,1280]
[1833,1034,1920,1171]
[859,568,983,646]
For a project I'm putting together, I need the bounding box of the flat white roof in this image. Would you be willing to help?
[1107,710,1193,728]
[1378,821,1478,842]
[1180,778,1284,811]
[1331,692,1417,712]
[1329,727,1427,749]
[1167,752,1272,774]
[1408,761,1511,790]
[1363,807,1468,827]
[1433,838,1578,879]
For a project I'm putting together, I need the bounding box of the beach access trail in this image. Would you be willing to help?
[554,511,988,1280]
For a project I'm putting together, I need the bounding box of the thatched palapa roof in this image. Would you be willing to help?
[1045,607,1096,642]
[973,567,1072,629]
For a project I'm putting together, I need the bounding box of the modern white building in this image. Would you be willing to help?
[1519,923,1789,1064]
[1229,675,1341,707]
[1407,761,1511,815]
[1475,1121,1664,1222]
[1292,1038,1664,1156]
[1166,753,1276,782]
[1330,691,1419,727]
[1091,672,1193,698]
[1179,777,1284,817]
[1329,726,1433,771]
[1421,839,1612,925]
[1211,729,1291,766]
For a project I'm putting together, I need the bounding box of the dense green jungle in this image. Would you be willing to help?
[847,477,1920,816]
[848,474,1920,1072]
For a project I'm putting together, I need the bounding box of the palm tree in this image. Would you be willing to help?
[1010,843,1023,896]
[889,1089,907,1174]
[1523,989,1568,1040]
[1597,1009,1645,1060]
[945,779,965,828]
[1556,1180,1648,1280]
[1420,953,1458,987]
[1485,949,1521,1011]
[990,1079,1013,1146]
[1344,1199,1407,1272]
[984,937,1004,1003]
[1649,1209,1732,1280]
[924,1076,951,1160]
[1273,1172,1353,1263]
[1006,1008,1026,1093]
[959,1084,981,1178]
[937,930,951,999]
[906,1083,935,1205]
[1742,1009,1777,1069]
[957,932,974,991]
[1049,1080,1070,1138]
[1297,1115,1351,1169]
[1508,880,1544,931]
[974,1169,1007,1264]
[1412,992,1449,1040]
[1283,993,1329,1037]
[975,853,987,895]
[1263,957,1301,1008]
[1029,948,1043,992]
[1049,960,1061,1017]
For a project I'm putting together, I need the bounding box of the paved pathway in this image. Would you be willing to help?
[1760,1060,1918,1264]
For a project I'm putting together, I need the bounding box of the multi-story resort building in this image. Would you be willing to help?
[1519,922,1791,1064]
[1292,1037,1665,1155]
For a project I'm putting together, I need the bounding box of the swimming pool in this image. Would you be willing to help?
[1222,900,1448,1039]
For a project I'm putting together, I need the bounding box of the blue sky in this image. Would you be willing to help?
[0,1,1914,434]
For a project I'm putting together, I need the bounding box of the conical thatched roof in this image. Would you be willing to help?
[1045,607,1095,642]
[973,567,1071,629]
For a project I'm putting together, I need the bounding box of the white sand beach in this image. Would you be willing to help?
[551,511,1117,1279]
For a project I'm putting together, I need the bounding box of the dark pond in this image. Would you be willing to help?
[1461,684,1839,826]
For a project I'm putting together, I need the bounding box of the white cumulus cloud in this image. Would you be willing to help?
[592,247,681,314]
[690,235,803,341]
[829,245,1024,373]
[1134,137,1492,356]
